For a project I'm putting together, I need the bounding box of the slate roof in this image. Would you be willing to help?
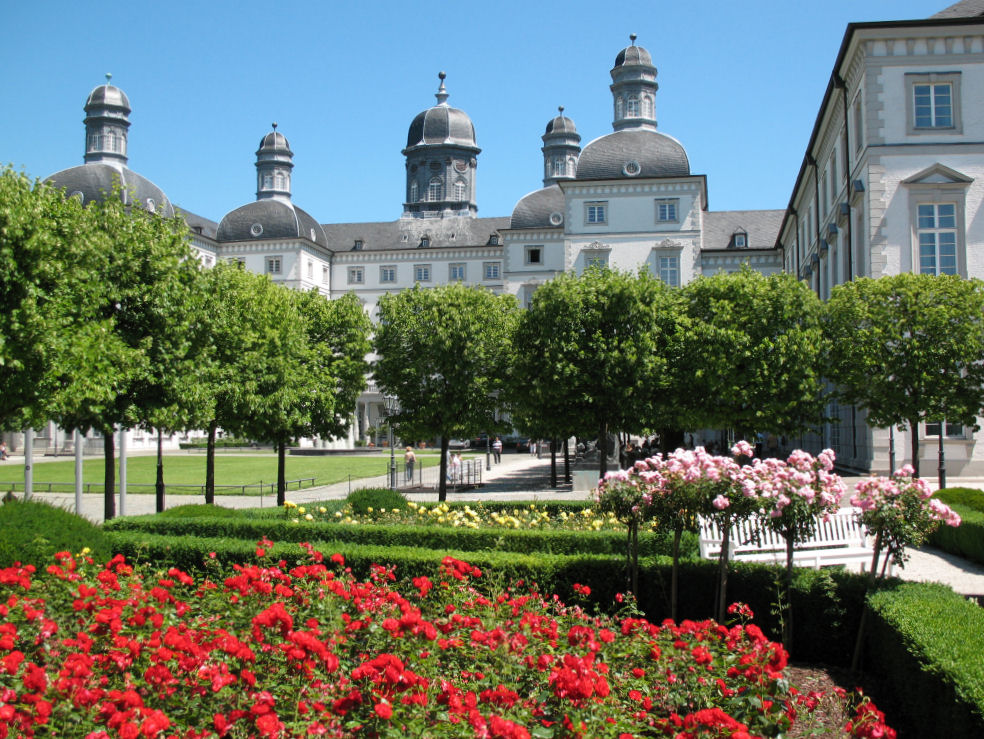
[932,0,984,18]
[322,216,509,252]
[217,199,327,246]
[45,164,174,218]
[177,208,219,240]
[510,185,565,230]
[576,129,690,180]
[701,209,785,251]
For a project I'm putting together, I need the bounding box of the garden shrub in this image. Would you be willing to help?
[934,487,984,513]
[158,504,241,519]
[0,499,113,569]
[344,486,408,515]
[866,581,984,738]
[927,500,984,566]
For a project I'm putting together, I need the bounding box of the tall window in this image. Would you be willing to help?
[307,261,313,279]
[410,180,418,202]
[414,264,431,282]
[642,95,653,118]
[453,180,466,201]
[615,97,624,119]
[626,95,640,117]
[380,266,396,283]
[275,172,285,190]
[552,157,566,176]
[658,255,680,287]
[914,82,953,128]
[263,174,274,189]
[853,94,864,152]
[322,266,329,284]
[483,261,501,280]
[655,198,678,223]
[585,202,607,224]
[917,203,957,275]
[428,177,443,201]
[266,257,282,274]
[449,263,466,281]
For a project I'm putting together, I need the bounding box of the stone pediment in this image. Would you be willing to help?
[902,163,973,186]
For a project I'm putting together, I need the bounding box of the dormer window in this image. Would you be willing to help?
[488,233,500,245]
[732,230,748,248]
[353,239,363,251]
[419,237,430,248]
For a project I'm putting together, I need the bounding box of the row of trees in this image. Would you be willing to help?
[0,169,371,517]
[372,264,984,498]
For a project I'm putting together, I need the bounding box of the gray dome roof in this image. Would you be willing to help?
[614,41,653,68]
[510,185,565,229]
[217,199,327,245]
[45,163,173,217]
[85,84,130,112]
[406,105,477,148]
[545,112,577,135]
[576,129,689,180]
[258,130,291,153]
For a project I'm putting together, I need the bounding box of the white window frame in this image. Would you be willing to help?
[525,246,543,265]
[449,263,466,281]
[322,266,329,284]
[414,264,431,282]
[428,177,443,201]
[915,202,958,275]
[347,267,365,285]
[585,202,607,225]
[380,266,397,283]
[626,95,640,117]
[658,254,680,287]
[655,198,679,223]
[453,180,466,201]
[266,256,282,275]
[483,261,501,280]
[410,180,418,202]
[307,261,313,279]
[906,72,961,134]
[926,420,966,438]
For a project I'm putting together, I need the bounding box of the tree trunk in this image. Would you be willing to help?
[851,533,884,673]
[205,422,217,505]
[277,441,287,507]
[598,421,608,478]
[909,418,921,478]
[563,438,571,484]
[155,429,165,513]
[438,436,450,502]
[550,441,557,487]
[716,511,732,623]
[671,525,682,622]
[783,531,795,650]
[632,519,639,598]
[103,430,116,521]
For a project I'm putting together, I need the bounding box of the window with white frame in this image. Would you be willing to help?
[552,157,566,177]
[449,263,466,281]
[266,257,282,274]
[585,202,607,224]
[483,261,501,280]
[585,253,608,270]
[926,420,964,437]
[615,97,624,119]
[658,255,680,287]
[642,95,653,118]
[917,203,958,275]
[655,198,679,223]
[322,266,329,284]
[626,95,640,117]
[453,180,466,201]
[348,267,365,284]
[380,266,396,283]
[307,261,313,279]
[410,180,418,202]
[414,264,431,282]
[525,246,543,265]
[428,177,443,201]
[907,72,961,133]
[733,232,747,248]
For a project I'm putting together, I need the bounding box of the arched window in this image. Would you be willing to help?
[263,174,273,189]
[552,158,566,176]
[428,177,443,201]
[615,97,624,119]
[627,95,640,117]
[642,95,653,118]
[453,179,466,200]
[275,172,285,190]
[410,180,418,202]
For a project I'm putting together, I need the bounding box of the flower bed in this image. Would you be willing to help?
[0,546,893,738]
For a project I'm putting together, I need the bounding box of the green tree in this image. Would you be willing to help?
[508,268,683,477]
[825,273,984,478]
[373,283,518,501]
[0,168,123,429]
[678,266,828,443]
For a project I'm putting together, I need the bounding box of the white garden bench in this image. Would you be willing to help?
[698,509,878,574]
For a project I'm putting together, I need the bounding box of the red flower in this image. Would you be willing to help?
[374,701,393,719]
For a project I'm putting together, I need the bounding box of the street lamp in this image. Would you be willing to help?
[383,394,400,489]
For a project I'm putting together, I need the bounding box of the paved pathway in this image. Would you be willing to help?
[5,453,984,597]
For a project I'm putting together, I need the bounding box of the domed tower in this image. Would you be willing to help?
[402,72,481,218]
[541,106,581,187]
[46,75,174,217]
[610,34,659,132]
[216,125,326,246]
[255,123,293,202]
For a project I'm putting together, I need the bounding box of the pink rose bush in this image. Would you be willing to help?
[0,546,893,738]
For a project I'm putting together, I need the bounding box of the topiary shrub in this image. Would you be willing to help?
[345,487,408,515]
[0,499,114,568]
[935,487,984,513]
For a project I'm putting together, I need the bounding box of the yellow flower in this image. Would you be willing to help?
[367,507,374,514]
[319,507,327,514]
[335,511,342,518]
[298,507,306,515]
[305,513,313,521]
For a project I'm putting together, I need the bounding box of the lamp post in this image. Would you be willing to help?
[383,394,399,489]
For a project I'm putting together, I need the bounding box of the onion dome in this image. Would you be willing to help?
[542,106,581,188]
[404,72,478,151]
[510,184,565,230]
[609,34,659,133]
[576,129,689,180]
[254,123,294,201]
[545,107,578,136]
[45,75,173,217]
[614,34,653,67]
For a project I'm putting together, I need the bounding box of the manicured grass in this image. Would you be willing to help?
[0,453,449,494]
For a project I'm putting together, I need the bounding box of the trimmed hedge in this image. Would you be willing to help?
[935,487,984,513]
[866,582,984,738]
[0,499,114,569]
[102,515,693,559]
[929,488,984,566]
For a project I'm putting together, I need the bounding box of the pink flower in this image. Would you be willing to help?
[712,495,729,510]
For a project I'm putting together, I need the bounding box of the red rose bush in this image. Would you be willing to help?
[0,543,892,737]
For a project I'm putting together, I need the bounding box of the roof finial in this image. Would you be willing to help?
[435,71,449,105]
[272,122,278,131]
[558,105,565,115]
[105,72,113,85]
[629,33,637,45]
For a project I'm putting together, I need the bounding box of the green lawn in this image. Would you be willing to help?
[0,453,452,495]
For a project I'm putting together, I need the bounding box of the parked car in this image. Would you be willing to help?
[514,438,532,453]
[448,438,471,450]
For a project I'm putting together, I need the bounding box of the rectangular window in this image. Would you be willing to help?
[449,263,466,281]
[483,261,501,280]
[658,255,680,287]
[380,266,396,283]
[322,266,329,284]
[525,246,543,265]
[266,257,282,274]
[917,203,958,275]
[926,421,964,437]
[414,264,431,282]
[853,94,864,152]
[347,267,365,285]
[585,201,607,224]
[585,254,608,269]
[655,198,679,223]
[307,261,313,279]
[914,82,952,128]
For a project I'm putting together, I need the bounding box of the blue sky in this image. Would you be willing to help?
[1,0,948,225]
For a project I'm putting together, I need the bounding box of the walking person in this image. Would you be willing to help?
[492,436,502,464]
[529,439,538,457]
[0,441,7,461]
[404,446,416,483]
